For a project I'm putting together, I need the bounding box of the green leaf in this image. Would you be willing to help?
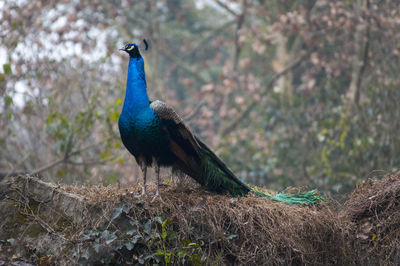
[154,216,163,224]
[125,242,134,250]
[177,251,184,258]
[129,220,138,226]
[227,234,238,240]
[144,219,152,234]
[162,219,170,231]
[121,202,131,214]
[131,234,141,244]
[165,253,172,263]
[4,95,13,106]
[111,207,122,220]
[102,230,117,244]
[110,111,119,122]
[80,248,90,260]
[7,238,15,245]
[100,150,111,160]
[93,243,101,253]
[125,229,136,236]
[155,249,165,256]
[6,111,12,120]
[161,230,167,241]
[3,64,11,74]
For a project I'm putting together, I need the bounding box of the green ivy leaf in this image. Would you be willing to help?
[93,243,101,253]
[144,219,152,234]
[102,230,117,245]
[125,242,134,250]
[226,234,238,240]
[125,229,136,236]
[131,234,141,244]
[111,207,122,220]
[121,202,131,214]
[154,216,163,225]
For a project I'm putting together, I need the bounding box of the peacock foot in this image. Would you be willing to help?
[151,192,164,203]
[134,193,143,198]
[134,186,147,198]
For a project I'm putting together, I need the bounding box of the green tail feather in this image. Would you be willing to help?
[253,188,322,205]
[195,137,322,205]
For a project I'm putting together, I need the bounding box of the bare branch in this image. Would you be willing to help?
[30,134,117,175]
[233,1,248,71]
[355,1,371,106]
[191,19,236,55]
[214,0,239,17]
[221,54,306,135]
[182,100,206,122]
[160,48,210,84]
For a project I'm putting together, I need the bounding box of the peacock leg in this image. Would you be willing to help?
[135,163,147,197]
[151,164,164,202]
[141,165,147,196]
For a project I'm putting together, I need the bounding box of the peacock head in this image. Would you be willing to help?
[120,43,140,58]
[120,40,148,58]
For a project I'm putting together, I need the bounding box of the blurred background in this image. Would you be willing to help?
[1,0,399,198]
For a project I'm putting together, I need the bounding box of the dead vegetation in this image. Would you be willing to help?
[1,172,400,265]
[341,172,400,264]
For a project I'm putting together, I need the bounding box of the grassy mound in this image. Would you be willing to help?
[1,172,400,265]
[341,172,400,264]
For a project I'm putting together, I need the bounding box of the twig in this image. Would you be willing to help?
[221,54,306,135]
[183,100,206,121]
[160,48,210,84]
[4,153,31,179]
[233,0,248,71]
[25,211,70,242]
[191,19,236,56]
[214,0,239,17]
[31,135,117,175]
[66,157,115,166]
[354,0,370,107]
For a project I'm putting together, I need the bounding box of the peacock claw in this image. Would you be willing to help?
[151,193,164,203]
[134,187,147,198]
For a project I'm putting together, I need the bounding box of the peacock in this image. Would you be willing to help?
[118,41,321,204]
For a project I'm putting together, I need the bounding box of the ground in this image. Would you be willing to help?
[0,172,400,265]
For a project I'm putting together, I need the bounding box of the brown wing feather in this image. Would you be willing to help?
[150,100,201,172]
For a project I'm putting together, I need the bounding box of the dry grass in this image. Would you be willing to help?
[1,172,400,265]
[60,182,349,264]
[341,171,400,264]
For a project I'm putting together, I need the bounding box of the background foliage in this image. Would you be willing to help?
[1,0,399,197]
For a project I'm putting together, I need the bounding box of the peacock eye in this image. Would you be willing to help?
[127,45,135,51]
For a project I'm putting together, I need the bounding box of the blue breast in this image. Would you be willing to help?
[119,53,175,165]
[119,107,170,162]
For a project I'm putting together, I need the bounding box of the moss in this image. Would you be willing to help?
[54,216,75,237]
[26,223,45,238]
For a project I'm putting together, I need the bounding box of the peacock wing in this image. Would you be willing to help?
[150,100,202,173]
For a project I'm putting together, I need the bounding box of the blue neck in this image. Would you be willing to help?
[122,56,149,114]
